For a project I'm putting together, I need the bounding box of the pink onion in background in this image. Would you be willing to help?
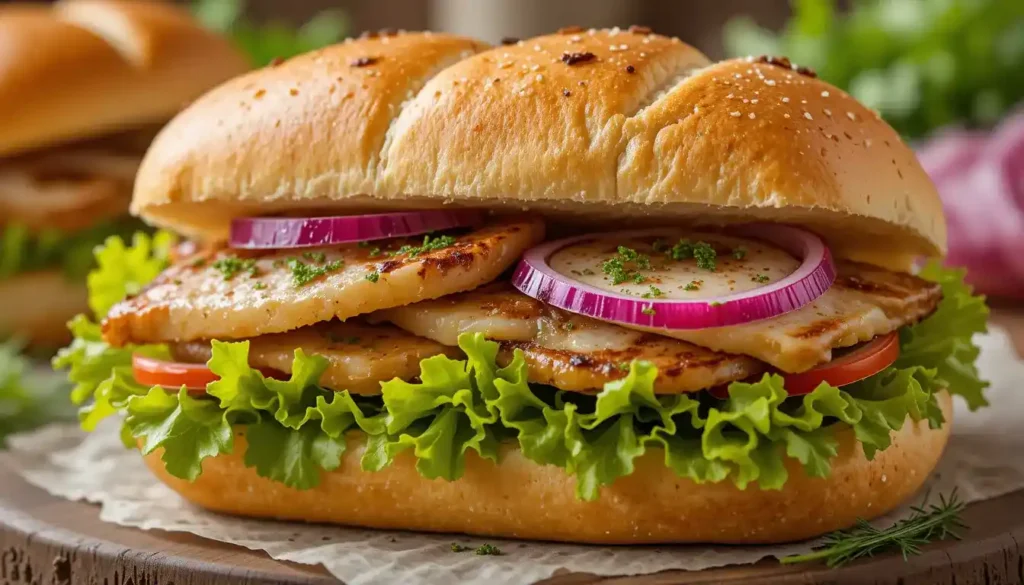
[917,108,1024,299]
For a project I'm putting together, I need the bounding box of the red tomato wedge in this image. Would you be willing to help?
[709,332,900,399]
[132,354,283,393]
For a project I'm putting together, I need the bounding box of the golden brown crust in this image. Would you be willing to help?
[0,0,249,156]
[144,391,952,544]
[132,31,489,238]
[0,270,87,346]
[133,29,944,262]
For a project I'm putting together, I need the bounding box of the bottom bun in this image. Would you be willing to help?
[0,271,86,346]
[145,391,952,544]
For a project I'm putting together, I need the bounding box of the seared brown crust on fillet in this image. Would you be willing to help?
[379,283,763,394]
[170,321,460,395]
[637,261,943,372]
[102,217,544,346]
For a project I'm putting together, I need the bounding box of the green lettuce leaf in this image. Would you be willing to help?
[897,262,989,410]
[0,219,147,284]
[0,340,75,442]
[370,334,501,480]
[88,231,175,318]
[126,386,234,481]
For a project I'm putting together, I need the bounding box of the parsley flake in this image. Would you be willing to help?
[602,246,651,285]
[365,271,380,283]
[684,280,702,291]
[664,239,717,271]
[302,251,327,263]
[641,285,663,299]
[475,544,502,556]
[451,543,471,553]
[288,258,343,287]
[212,256,258,280]
[641,305,656,316]
[389,234,458,258]
[733,246,748,260]
[253,282,267,290]
[752,274,771,283]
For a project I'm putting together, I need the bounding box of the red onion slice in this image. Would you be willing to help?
[229,210,484,249]
[512,225,835,330]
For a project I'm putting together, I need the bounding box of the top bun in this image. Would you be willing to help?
[134,28,945,265]
[0,0,249,157]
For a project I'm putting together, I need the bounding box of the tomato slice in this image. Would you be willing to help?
[709,332,900,399]
[132,354,284,393]
[132,354,220,392]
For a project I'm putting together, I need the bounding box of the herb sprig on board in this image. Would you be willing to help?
[782,490,967,567]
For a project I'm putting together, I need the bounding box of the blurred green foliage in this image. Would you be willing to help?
[724,0,1024,138]
[193,0,349,66]
[0,341,73,445]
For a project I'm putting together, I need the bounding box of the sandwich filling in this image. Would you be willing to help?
[56,217,988,500]
[0,127,156,340]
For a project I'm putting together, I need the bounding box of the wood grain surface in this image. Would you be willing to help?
[1,310,1022,585]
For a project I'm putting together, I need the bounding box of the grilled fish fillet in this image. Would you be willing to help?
[377,283,764,394]
[170,321,458,395]
[632,261,942,373]
[102,217,544,346]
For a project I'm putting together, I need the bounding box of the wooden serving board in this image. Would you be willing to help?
[2,310,1022,585]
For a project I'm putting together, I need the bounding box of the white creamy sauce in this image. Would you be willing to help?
[547,232,799,300]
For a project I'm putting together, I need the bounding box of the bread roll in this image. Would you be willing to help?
[132,29,943,268]
[145,391,951,544]
[0,0,249,157]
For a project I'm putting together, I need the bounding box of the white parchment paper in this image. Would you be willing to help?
[7,327,1024,585]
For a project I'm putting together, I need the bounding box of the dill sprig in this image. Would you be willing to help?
[782,490,967,568]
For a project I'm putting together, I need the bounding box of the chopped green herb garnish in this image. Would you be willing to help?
[641,285,663,299]
[753,274,771,283]
[451,543,471,553]
[665,239,717,271]
[357,241,372,248]
[212,256,258,280]
[288,258,342,287]
[617,362,630,371]
[684,280,701,291]
[693,242,717,270]
[302,251,327,263]
[563,322,575,331]
[365,271,380,283]
[389,234,458,258]
[602,246,651,285]
[733,246,748,260]
[253,282,267,290]
[369,247,382,257]
[475,544,502,556]
[172,279,183,286]
[641,305,656,316]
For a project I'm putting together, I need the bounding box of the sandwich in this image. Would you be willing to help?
[56,27,989,544]
[0,0,247,347]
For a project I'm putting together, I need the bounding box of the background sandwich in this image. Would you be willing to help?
[0,0,247,347]
[57,28,989,544]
